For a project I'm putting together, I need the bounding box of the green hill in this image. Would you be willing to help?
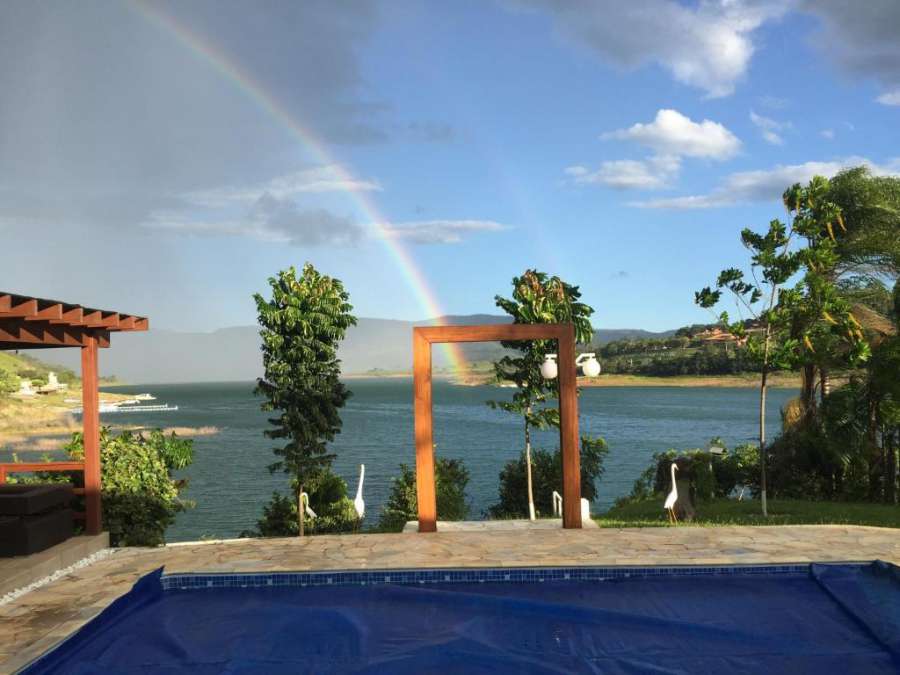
[0,351,80,391]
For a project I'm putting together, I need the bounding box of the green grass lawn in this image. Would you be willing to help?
[597,498,900,529]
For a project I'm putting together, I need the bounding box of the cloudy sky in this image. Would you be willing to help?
[2,0,899,332]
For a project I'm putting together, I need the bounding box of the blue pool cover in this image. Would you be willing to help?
[24,562,900,674]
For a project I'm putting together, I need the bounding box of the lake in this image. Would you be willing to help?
[79,380,796,542]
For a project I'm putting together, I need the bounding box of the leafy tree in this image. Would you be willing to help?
[378,458,471,532]
[488,269,594,519]
[253,264,358,536]
[490,436,607,518]
[826,167,900,281]
[696,176,869,516]
[695,219,800,516]
[64,428,194,546]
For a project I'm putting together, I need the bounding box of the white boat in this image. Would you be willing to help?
[73,403,178,414]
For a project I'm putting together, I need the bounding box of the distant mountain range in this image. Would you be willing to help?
[28,315,675,384]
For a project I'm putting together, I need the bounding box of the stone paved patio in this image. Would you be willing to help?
[2,524,898,672]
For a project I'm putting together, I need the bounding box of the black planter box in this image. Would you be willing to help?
[0,508,74,557]
[0,484,74,516]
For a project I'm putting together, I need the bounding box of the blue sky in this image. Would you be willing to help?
[2,1,899,332]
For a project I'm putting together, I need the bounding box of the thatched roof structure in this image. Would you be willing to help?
[850,303,896,343]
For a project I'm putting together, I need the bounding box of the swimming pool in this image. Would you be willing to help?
[24,562,900,674]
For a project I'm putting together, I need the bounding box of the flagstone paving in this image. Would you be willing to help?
[1,524,898,672]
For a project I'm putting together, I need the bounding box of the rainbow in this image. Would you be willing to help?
[129,0,467,371]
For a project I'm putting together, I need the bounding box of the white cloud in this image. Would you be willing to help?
[508,0,787,97]
[602,109,741,160]
[378,220,510,244]
[567,156,681,190]
[749,110,790,145]
[820,129,835,140]
[183,166,381,208]
[876,89,900,106]
[632,157,900,209]
[569,110,739,191]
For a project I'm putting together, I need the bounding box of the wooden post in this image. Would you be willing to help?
[81,334,102,535]
[557,324,582,528]
[413,329,437,532]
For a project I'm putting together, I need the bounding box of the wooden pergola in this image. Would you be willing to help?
[413,323,582,532]
[0,292,148,535]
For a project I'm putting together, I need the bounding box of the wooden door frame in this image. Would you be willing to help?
[413,323,581,532]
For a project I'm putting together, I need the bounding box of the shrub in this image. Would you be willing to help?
[378,458,471,531]
[489,435,607,518]
[65,428,194,546]
[625,440,759,506]
[249,468,361,537]
[0,368,18,396]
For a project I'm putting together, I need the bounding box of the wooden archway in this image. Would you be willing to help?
[413,323,581,532]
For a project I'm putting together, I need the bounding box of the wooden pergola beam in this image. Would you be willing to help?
[0,320,110,348]
[0,293,147,335]
[50,307,84,325]
[412,323,582,532]
[5,298,38,317]
[24,303,63,321]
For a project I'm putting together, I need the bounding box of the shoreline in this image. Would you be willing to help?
[452,373,805,388]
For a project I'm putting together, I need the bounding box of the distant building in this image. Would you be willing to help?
[37,372,69,394]
[695,323,763,347]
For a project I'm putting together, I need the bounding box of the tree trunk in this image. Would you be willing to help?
[888,430,899,506]
[867,398,881,501]
[800,364,817,420]
[298,483,305,537]
[759,327,771,518]
[524,411,535,521]
[820,367,830,403]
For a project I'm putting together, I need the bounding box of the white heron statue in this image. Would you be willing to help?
[353,464,365,520]
[300,492,317,519]
[551,490,562,517]
[551,491,592,522]
[664,463,679,523]
[580,497,591,521]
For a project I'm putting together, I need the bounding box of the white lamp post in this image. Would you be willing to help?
[540,354,558,380]
[541,353,601,379]
[576,353,601,378]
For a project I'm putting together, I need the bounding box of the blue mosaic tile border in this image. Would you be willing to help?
[159,563,849,592]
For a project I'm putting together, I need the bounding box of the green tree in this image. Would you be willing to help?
[378,458,471,531]
[253,264,358,536]
[64,428,194,546]
[696,176,869,516]
[826,167,900,281]
[695,219,800,516]
[488,269,594,519]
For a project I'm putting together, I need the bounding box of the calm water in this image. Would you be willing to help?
[5,380,797,541]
